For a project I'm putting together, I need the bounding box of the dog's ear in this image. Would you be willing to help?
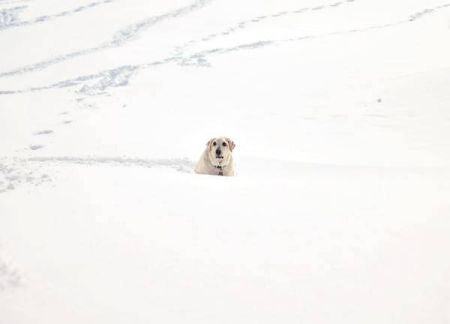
[226,138,235,151]
[206,138,215,151]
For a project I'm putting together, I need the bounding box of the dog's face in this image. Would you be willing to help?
[206,137,235,166]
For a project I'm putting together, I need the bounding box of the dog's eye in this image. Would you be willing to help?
[212,141,216,146]
[222,142,227,147]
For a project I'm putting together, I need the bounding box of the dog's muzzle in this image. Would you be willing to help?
[215,149,223,159]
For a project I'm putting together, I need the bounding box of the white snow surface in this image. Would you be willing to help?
[1,0,450,323]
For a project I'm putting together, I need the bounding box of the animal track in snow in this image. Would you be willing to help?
[29,144,44,151]
[0,156,193,194]
[0,5,26,28]
[0,254,21,292]
[0,0,117,31]
[1,2,450,96]
[34,129,53,136]
[408,3,450,21]
[175,0,354,56]
[0,0,214,79]
[0,158,50,193]
[28,156,195,173]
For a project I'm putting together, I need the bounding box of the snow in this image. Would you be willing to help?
[1,0,450,323]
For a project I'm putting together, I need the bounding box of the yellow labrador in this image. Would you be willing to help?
[195,137,236,176]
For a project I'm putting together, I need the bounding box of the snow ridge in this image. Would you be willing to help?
[28,156,195,172]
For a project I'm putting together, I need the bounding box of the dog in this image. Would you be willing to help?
[195,137,236,176]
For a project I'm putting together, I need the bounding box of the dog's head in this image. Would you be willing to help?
[206,137,235,166]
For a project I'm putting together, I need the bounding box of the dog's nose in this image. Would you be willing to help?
[216,149,221,156]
